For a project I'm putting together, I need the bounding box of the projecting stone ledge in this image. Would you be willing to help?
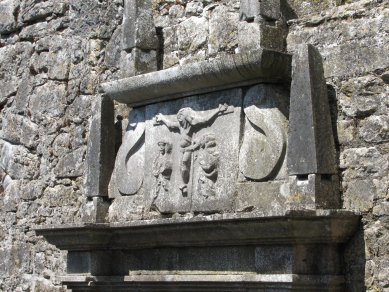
[35,210,360,292]
[100,49,292,107]
[35,210,360,250]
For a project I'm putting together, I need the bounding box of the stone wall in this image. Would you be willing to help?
[0,0,123,290]
[287,1,389,290]
[0,0,388,291]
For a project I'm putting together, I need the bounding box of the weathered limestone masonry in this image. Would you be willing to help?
[0,1,387,292]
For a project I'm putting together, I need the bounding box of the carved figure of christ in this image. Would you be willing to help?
[154,104,232,195]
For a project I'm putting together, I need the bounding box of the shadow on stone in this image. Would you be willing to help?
[342,223,366,292]
[280,0,298,20]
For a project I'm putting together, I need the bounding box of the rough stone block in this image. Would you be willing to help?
[54,146,86,178]
[177,16,208,52]
[238,21,284,52]
[20,1,67,23]
[84,95,115,197]
[0,0,18,34]
[80,197,110,223]
[240,0,280,21]
[343,179,376,213]
[122,0,158,50]
[107,196,144,222]
[208,5,239,56]
[287,44,337,175]
[29,82,67,121]
[119,48,157,78]
[359,115,389,143]
[105,26,122,69]
[288,174,340,209]
[0,141,40,180]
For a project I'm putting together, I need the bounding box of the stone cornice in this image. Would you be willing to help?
[100,49,292,107]
[35,210,360,251]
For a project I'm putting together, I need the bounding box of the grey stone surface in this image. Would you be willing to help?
[238,21,285,52]
[287,44,336,175]
[177,16,208,52]
[239,84,288,182]
[122,0,158,50]
[288,174,341,209]
[208,5,238,56]
[61,274,346,291]
[36,210,360,250]
[80,197,110,223]
[255,246,293,274]
[119,47,158,78]
[0,0,18,34]
[109,108,145,198]
[84,95,115,198]
[240,0,280,21]
[0,0,387,291]
[36,211,359,291]
[20,1,67,23]
[236,181,289,216]
[101,49,292,106]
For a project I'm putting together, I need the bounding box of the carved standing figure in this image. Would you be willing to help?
[195,133,220,198]
[152,139,173,199]
[154,104,233,195]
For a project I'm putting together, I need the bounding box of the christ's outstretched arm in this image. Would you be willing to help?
[154,113,180,129]
[191,104,232,126]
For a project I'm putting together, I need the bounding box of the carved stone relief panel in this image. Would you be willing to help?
[144,88,242,213]
[108,84,291,218]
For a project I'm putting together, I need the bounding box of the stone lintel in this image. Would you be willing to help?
[100,49,292,107]
[35,211,360,250]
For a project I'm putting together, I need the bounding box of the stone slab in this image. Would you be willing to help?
[236,181,289,215]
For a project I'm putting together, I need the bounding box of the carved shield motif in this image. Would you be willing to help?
[114,109,145,195]
[239,85,288,181]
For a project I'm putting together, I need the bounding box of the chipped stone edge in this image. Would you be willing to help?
[100,49,292,107]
